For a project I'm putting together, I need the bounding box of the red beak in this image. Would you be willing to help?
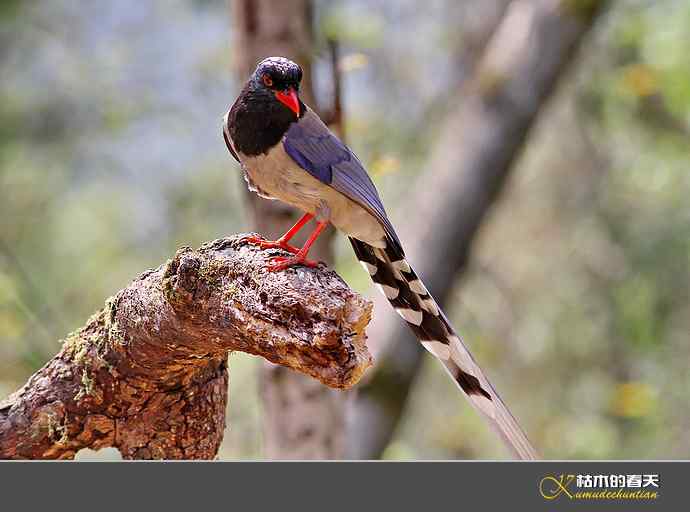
[275,87,300,118]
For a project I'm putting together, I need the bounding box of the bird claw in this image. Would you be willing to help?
[266,255,320,272]
[241,234,299,254]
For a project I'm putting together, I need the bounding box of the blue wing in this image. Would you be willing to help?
[283,110,402,253]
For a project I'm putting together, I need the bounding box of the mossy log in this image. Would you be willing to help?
[0,236,372,459]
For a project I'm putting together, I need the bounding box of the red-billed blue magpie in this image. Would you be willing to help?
[223,57,538,459]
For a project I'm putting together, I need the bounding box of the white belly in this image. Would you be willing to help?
[238,142,386,247]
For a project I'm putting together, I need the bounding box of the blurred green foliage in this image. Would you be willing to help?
[1,0,689,459]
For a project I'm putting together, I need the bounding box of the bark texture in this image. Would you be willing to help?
[0,236,371,460]
[230,0,347,459]
[346,0,608,459]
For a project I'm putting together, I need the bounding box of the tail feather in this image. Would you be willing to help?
[350,237,539,460]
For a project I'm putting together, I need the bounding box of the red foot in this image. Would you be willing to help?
[241,234,299,254]
[267,255,320,272]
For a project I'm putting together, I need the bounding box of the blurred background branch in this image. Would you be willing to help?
[346,0,609,459]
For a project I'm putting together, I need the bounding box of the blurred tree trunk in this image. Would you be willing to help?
[346,0,609,459]
[229,0,344,459]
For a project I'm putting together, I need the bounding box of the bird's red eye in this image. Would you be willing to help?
[262,74,273,87]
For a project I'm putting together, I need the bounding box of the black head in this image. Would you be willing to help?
[250,57,303,117]
[252,57,303,91]
[226,57,305,156]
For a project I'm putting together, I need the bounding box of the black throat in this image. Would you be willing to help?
[227,82,305,156]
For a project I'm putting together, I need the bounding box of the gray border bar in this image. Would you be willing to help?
[0,461,681,511]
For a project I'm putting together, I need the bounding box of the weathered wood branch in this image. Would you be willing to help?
[0,236,372,460]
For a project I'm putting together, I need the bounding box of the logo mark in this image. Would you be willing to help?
[539,474,575,500]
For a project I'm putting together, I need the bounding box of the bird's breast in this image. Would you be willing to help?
[239,141,324,211]
[238,141,386,247]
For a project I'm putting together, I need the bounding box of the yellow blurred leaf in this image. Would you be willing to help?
[338,53,369,73]
[621,64,659,97]
[611,381,656,418]
[0,311,25,339]
[370,154,400,176]
[0,271,16,302]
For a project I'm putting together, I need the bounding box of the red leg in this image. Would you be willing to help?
[242,213,313,254]
[267,221,328,272]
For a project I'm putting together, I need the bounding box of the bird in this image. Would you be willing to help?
[223,56,538,460]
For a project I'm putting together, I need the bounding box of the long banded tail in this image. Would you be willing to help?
[350,237,538,460]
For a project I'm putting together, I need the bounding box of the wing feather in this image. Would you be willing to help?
[283,110,402,252]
